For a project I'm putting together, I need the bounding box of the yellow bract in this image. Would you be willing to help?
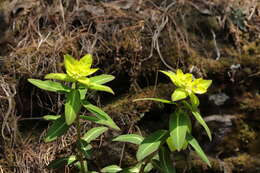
[161,69,212,103]
[191,78,212,94]
[44,54,114,94]
[64,54,98,79]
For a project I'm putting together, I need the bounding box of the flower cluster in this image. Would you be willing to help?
[161,69,212,105]
[45,54,114,94]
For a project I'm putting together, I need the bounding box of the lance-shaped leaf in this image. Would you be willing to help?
[151,160,164,172]
[133,98,173,104]
[43,115,61,121]
[44,116,69,142]
[169,110,189,151]
[47,155,76,169]
[192,110,211,140]
[171,88,188,101]
[158,147,176,173]
[82,101,120,130]
[74,160,88,173]
[144,154,159,173]
[77,139,93,159]
[113,134,144,145]
[186,133,211,167]
[136,130,168,161]
[182,101,211,141]
[80,115,119,130]
[77,77,90,86]
[44,73,76,82]
[101,165,122,173]
[144,163,154,173]
[82,101,107,119]
[120,163,142,173]
[28,79,71,93]
[89,74,115,85]
[166,136,176,152]
[88,83,114,94]
[81,126,108,143]
[65,89,81,125]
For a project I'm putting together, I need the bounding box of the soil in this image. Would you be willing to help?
[0,0,259,172]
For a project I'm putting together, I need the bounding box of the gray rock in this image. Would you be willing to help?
[209,93,230,106]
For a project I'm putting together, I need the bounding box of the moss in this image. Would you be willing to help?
[224,154,260,173]
[103,83,173,126]
[220,116,257,155]
[239,93,260,111]
[237,119,257,144]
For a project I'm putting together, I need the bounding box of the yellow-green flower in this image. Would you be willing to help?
[161,69,212,105]
[64,54,98,79]
[45,54,114,94]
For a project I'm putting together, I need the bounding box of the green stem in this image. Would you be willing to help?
[76,112,85,173]
[75,83,85,173]
[139,151,157,173]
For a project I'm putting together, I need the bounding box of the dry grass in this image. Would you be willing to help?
[0,0,259,172]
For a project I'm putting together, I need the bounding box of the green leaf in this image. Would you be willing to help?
[144,154,159,172]
[113,134,144,145]
[44,116,69,142]
[171,88,188,101]
[80,115,119,130]
[74,160,88,172]
[47,155,76,169]
[182,101,211,141]
[189,93,199,106]
[191,108,211,141]
[80,115,100,121]
[186,133,211,167]
[136,130,168,161]
[28,79,71,93]
[89,74,115,85]
[82,101,107,119]
[82,101,120,130]
[81,126,108,143]
[120,163,142,173]
[77,77,91,87]
[43,115,61,121]
[133,98,173,104]
[144,163,154,173]
[158,147,176,173]
[166,137,176,152]
[65,89,81,125]
[79,88,88,100]
[44,73,76,82]
[101,165,122,173]
[151,160,164,172]
[88,83,114,94]
[169,110,189,151]
[77,139,93,159]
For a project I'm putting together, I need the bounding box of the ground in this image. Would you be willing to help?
[0,0,259,172]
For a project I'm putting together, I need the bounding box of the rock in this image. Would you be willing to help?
[209,93,230,106]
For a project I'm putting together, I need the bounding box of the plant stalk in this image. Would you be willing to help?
[139,151,157,173]
[76,112,85,173]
